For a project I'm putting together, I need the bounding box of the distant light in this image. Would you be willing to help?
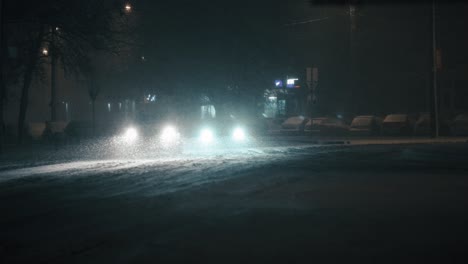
[42,48,48,56]
[274,80,283,87]
[160,126,180,146]
[55,27,60,31]
[286,79,296,85]
[123,127,138,143]
[287,78,299,88]
[141,56,146,61]
[146,94,156,102]
[268,96,277,100]
[199,128,214,143]
[107,103,111,112]
[232,128,246,142]
[125,3,132,12]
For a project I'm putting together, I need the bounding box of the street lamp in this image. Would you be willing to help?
[431,0,440,137]
[42,48,48,56]
[124,2,132,13]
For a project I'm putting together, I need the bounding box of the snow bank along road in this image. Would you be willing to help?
[1,142,468,263]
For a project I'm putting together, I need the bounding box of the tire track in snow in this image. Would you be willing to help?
[0,145,328,196]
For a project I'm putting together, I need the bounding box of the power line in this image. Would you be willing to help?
[284,17,329,26]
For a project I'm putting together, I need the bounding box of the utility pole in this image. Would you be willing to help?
[430,0,440,137]
[0,0,5,150]
[349,1,358,114]
[50,26,58,121]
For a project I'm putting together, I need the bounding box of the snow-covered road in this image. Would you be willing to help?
[1,141,468,263]
[0,143,334,195]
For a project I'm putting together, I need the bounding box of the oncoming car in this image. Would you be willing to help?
[115,118,250,155]
[115,124,183,155]
[194,117,250,146]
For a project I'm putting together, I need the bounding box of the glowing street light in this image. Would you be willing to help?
[124,2,132,12]
[42,48,48,56]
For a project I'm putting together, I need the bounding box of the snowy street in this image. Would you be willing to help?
[1,140,468,263]
[3,0,468,262]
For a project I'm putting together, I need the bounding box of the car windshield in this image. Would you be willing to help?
[2,0,468,263]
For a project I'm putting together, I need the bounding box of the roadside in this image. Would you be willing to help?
[267,135,468,146]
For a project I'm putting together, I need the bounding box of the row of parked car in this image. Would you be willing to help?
[277,113,468,136]
[18,113,468,142]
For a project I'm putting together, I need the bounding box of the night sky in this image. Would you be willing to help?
[135,0,287,89]
[132,0,468,114]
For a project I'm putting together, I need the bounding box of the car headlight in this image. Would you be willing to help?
[199,128,214,143]
[160,126,180,145]
[232,127,246,141]
[122,127,138,143]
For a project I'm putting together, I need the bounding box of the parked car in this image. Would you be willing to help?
[382,114,414,136]
[43,121,68,141]
[335,112,355,126]
[281,116,309,134]
[318,117,350,136]
[266,118,286,135]
[450,113,468,136]
[413,113,451,136]
[413,113,431,136]
[304,117,327,135]
[349,115,382,136]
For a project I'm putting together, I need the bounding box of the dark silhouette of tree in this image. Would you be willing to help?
[2,0,134,143]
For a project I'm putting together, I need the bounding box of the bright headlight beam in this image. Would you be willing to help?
[232,127,246,141]
[123,127,138,143]
[160,126,180,145]
[199,128,214,143]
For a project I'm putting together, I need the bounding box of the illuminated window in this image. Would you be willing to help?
[286,78,298,88]
[201,105,216,119]
[278,100,286,116]
[264,97,277,118]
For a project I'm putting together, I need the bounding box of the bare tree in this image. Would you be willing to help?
[3,0,134,143]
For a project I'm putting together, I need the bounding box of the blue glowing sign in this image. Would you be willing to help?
[274,80,283,88]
